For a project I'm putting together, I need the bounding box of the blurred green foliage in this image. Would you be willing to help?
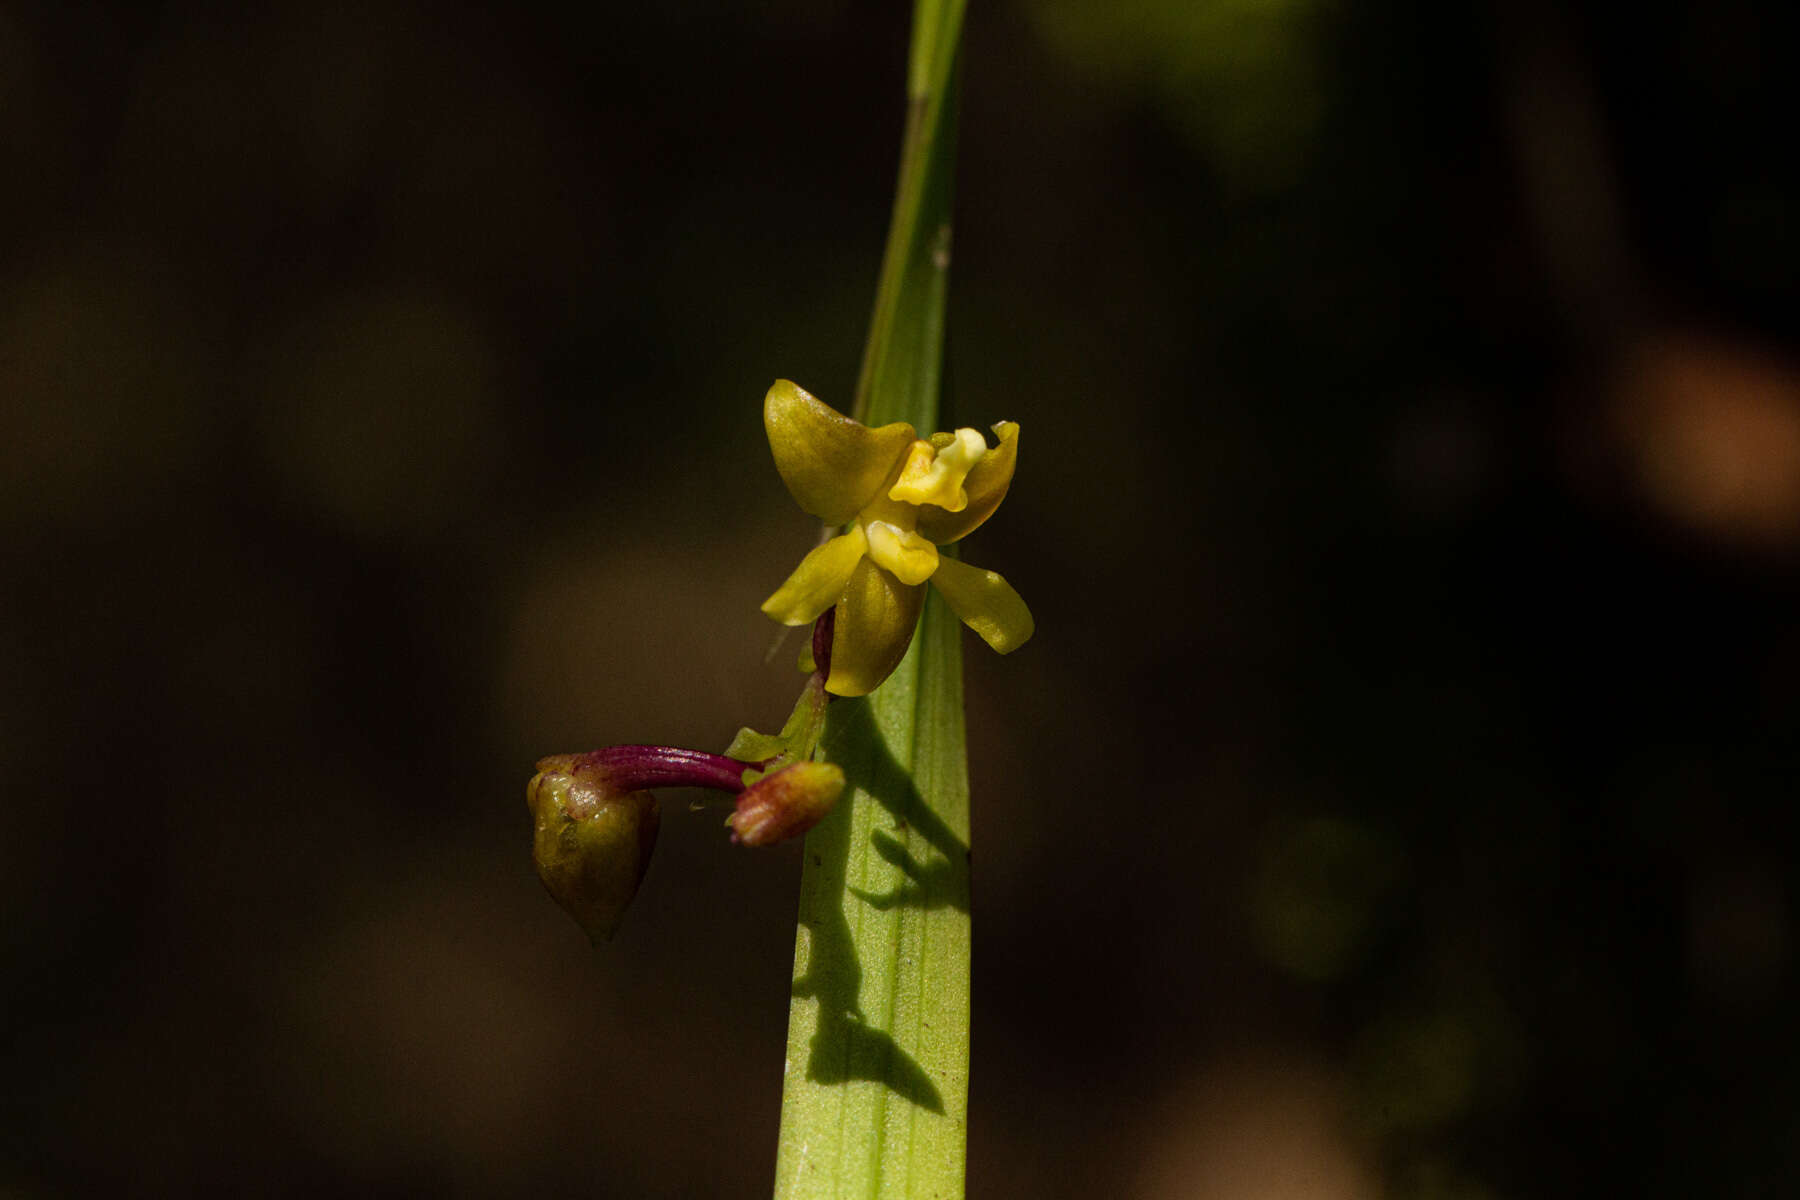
[1026,0,1328,186]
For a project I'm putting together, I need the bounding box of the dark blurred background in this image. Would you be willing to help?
[4,0,1797,1195]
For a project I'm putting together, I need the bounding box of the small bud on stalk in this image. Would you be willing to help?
[730,761,847,847]
[525,739,843,939]
[527,608,852,938]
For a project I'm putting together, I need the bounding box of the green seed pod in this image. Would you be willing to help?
[527,754,660,944]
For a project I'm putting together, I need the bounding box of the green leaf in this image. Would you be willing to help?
[775,1,973,1197]
[775,596,970,1198]
[726,727,790,765]
[849,0,966,434]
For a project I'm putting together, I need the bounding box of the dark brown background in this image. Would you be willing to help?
[4,0,1797,1195]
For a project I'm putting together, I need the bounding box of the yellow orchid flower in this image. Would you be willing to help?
[760,380,1034,696]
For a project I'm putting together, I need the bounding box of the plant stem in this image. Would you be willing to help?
[775,3,972,1198]
[850,1,966,430]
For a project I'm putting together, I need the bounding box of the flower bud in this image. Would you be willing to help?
[527,754,661,944]
[729,760,846,847]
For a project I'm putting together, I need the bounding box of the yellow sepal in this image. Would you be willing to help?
[928,554,1034,654]
[764,380,915,525]
[825,558,926,697]
[760,526,868,626]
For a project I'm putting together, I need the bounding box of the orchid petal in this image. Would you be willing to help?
[927,555,1034,654]
[864,519,940,586]
[825,558,926,697]
[915,421,1019,545]
[764,380,916,524]
[760,527,868,626]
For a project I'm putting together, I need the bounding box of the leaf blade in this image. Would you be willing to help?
[775,1,974,1196]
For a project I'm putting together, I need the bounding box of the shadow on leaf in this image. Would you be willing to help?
[848,830,965,911]
[829,694,970,914]
[788,695,969,1114]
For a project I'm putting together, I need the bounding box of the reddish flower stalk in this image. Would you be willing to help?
[562,744,757,796]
